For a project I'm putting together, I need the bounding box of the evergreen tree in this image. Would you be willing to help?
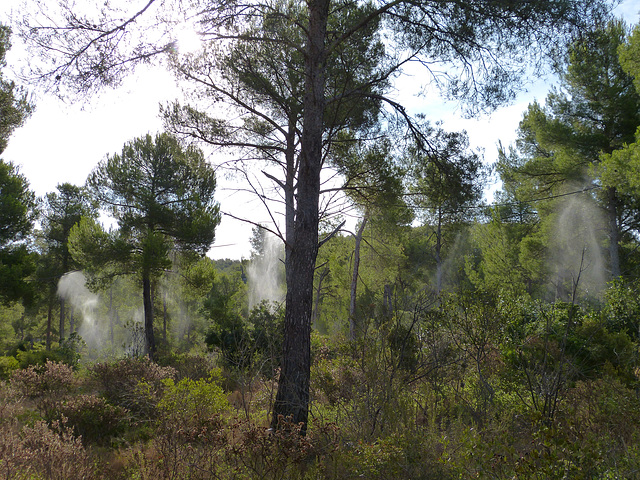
[500,20,640,282]
[39,183,97,343]
[71,133,220,359]
[0,24,32,155]
[21,0,612,433]
[406,127,485,294]
[0,25,36,306]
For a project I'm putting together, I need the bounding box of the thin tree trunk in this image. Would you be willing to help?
[312,265,328,327]
[18,312,25,341]
[606,186,621,279]
[46,298,53,350]
[69,306,75,335]
[163,291,168,343]
[383,284,393,317]
[109,287,115,351]
[272,0,328,434]
[285,115,297,284]
[59,298,65,342]
[142,274,156,360]
[349,216,367,340]
[435,207,443,294]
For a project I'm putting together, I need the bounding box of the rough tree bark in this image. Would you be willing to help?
[142,275,156,359]
[349,216,367,340]
[606,186,621,279]
[271,0,329,433]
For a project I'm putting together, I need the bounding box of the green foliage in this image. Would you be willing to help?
[0,25,33,155]
[499,20,640,283]
[12,340,80,370]
[156,351,217,381]
[157,370,228,429]
[77,132,221,357]
[205,298,282,376]
[90,357,176,420]
[55,394,128,445]
[40,183,97,273]
[468,211,533,297]
[0,355,18,379]
[602,278,640,336]
[406,126,485,223]
[87,132,220,258]
[0,160,37,305]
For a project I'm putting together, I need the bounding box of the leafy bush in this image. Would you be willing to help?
[0,355,18,379]
[91,356,176,420]
[55,394,128,445]
[10,360,77,419]
[205,301,282,376]
[157,351,217,381]
[157,370,228,429]
[333,432,452,480]
[12,340,81,369]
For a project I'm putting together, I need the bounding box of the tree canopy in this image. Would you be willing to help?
[18,0,616,432]
[72,132,221,358]
[0,24,32,155]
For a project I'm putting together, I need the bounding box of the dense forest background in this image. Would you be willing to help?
[2,2,640,479]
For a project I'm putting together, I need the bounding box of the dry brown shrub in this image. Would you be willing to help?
[9,360,77,419]
[126,416,338,480]
[0,418,96,480]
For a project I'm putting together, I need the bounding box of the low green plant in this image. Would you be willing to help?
[55,394,128,445]
[0,355,18,379]
[157,369,228,428]
[91,356,176,420]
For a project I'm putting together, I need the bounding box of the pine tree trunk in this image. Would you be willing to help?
[272,0,328,434]
[606,186,621,279]
[69,306,75,335]
[143,274,156,360]
[109,288,115,351]
[435,207,443,294]
[285,115,297,284]
[59,298,65,342]
[349,216,367,340]
[46,298,53,350]
[312,266,329,327]
[163,292,168,343]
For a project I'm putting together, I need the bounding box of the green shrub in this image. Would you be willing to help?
[0,355,18,379]
[157,369,228,429]
[157,351,217,380]
[55,394,128,445]
[91,356,176,420]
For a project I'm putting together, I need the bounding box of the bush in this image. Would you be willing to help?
[129,417,338,480]
[157,370,228,429]
[205,301,283,376]
[55,394,128,445]
[0,355,18,379]
[13,341,80,370]
[10,360,77,419]
[157,351,217,381]
[332,432,452,480]
[0,418,96,480]
[91,356,176,420]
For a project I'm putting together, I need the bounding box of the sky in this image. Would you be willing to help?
[1,1,639,260]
